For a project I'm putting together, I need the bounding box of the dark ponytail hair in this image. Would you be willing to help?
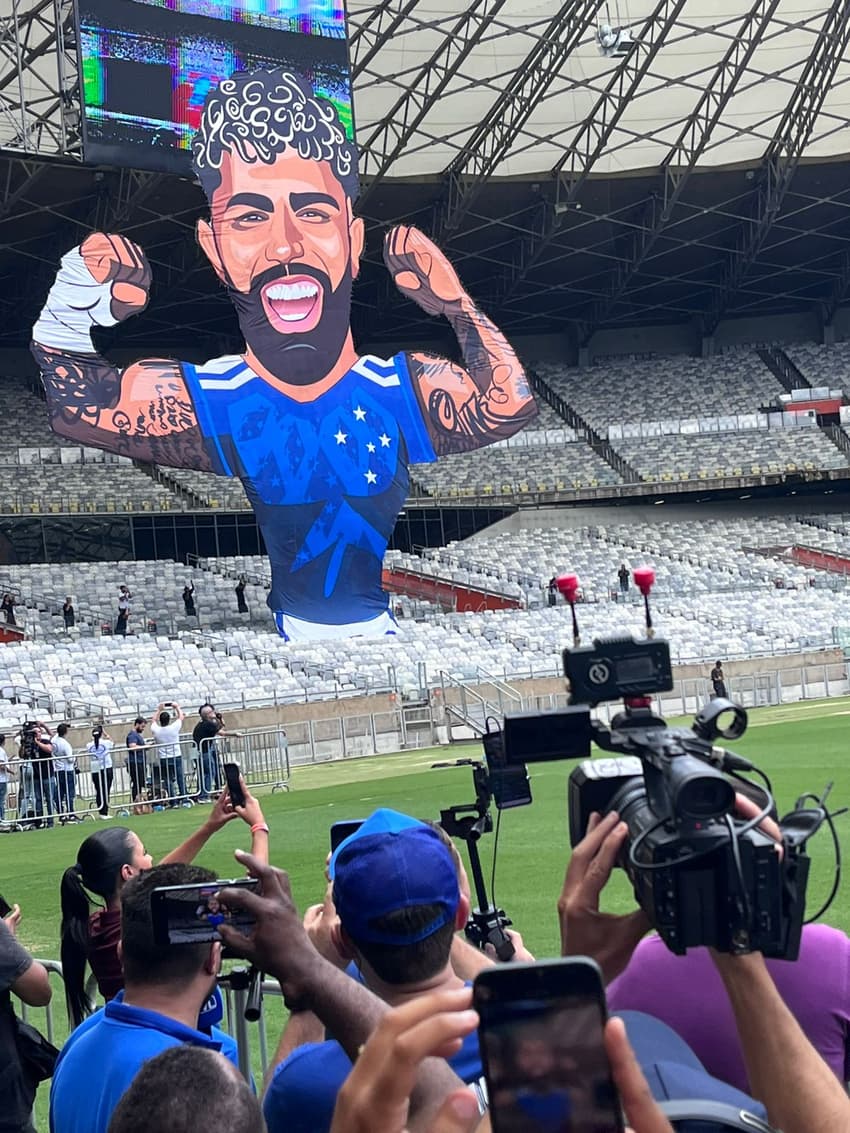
[60,827,135,1028]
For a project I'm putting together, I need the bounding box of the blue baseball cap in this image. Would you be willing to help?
[330,808,460,947]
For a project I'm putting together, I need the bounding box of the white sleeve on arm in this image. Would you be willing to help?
[32,247,118,352]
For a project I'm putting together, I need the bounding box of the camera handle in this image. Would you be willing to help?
[439,807,516,962]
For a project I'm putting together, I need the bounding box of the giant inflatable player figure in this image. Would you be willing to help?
[31,70,536,640]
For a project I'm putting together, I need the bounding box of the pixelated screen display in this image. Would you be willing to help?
[479,996,623,1133]
[77,0,352,174]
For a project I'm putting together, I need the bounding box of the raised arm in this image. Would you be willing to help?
[30,234,214,471]
[383,226,537,456]
[713,951,850,1133]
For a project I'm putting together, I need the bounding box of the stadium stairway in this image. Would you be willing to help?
[757,346,812,394]
[145,464,210,510]
[438,669,522,739]
[527,368,641,484]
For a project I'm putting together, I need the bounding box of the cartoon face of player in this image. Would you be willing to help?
[193,72,363,388]
[197,151,364,387]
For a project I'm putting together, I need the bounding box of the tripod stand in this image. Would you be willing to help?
[438,761,515,961]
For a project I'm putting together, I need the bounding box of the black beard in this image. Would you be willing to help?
[226,262,354,387]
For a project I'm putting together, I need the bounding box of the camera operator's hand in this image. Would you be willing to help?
[605,1017,674,1133]
[303,881,348,970]
[218,851,322,1002]
[558,811,650,984]
[3,904,21,935]
[734,792,783,854]
[329,987,482,1133]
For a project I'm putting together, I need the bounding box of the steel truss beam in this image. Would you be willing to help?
[703,0,850,335]
[349,0,420,80]
[431,0,604,243]
[578,0,781,345]
[2,164,166,333]
[356,0,510,196]
[494,0,688,307]
[0,0,80,157]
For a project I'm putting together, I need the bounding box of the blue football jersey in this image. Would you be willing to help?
[181,353,436,627]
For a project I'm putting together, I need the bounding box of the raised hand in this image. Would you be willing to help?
[384,226,468,318]
[80,233,152,322]
[558,811,650,983]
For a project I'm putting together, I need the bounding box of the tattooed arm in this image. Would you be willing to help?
[384,225,536,456]
[30,234,214,471]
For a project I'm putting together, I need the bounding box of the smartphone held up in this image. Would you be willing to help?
[223,762,246,808]
[474,958,624,1133]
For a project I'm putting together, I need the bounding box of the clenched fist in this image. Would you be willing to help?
[80,233,152,322]
[383,225,468,318]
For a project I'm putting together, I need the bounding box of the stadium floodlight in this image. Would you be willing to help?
[597,23,635,57]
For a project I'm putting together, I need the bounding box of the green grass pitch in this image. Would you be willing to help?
[10,695,850,1124]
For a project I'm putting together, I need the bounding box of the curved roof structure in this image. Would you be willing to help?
[349,0,850,181]
[0,0,847,346]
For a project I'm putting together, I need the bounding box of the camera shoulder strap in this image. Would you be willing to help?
[659,1100,779,1132]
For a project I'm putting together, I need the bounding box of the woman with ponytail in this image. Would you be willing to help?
[60,781,268,1028]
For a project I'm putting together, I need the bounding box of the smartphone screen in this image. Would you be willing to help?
[474,959,624,1133]
[0,894,12,919]
[330,819,364,852]
[223,763,246,808]
[151,878,258,945]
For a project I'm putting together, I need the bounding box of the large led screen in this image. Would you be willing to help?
[77,0,352,173]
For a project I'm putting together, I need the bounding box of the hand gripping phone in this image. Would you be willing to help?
[474,957,625,1133]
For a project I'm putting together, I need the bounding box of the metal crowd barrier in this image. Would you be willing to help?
[1,727,289,829]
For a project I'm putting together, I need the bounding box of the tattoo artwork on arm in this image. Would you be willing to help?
[30,344,215,471]
[382,223,535,456]
[408,298,537,457]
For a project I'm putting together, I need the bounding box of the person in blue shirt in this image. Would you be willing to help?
[31,68,536,641]
[50,863,242,1133]
[262,809,485,1133]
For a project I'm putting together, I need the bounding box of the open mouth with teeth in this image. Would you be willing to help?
[261,274,324,335]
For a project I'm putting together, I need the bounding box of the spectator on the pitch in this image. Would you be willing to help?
[0,905,52,1132]
[52,722,77,822]
[51,864,241,1133]
[63,596,75,629]
[608,923,850,1094]
[262,808,486,1133]
[59,787,266,1027]
[32,721,57,828]
[710,659,727,698]
[107,1047,264,1133]
[125,717,148,805]
[192,704,222,801]
[151,703,186,806]
[88,726,114,818]
[0,733,11,822]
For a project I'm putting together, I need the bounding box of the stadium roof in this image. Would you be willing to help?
[0,0,848,349]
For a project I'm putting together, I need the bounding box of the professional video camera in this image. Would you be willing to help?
[484,569,841,959]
